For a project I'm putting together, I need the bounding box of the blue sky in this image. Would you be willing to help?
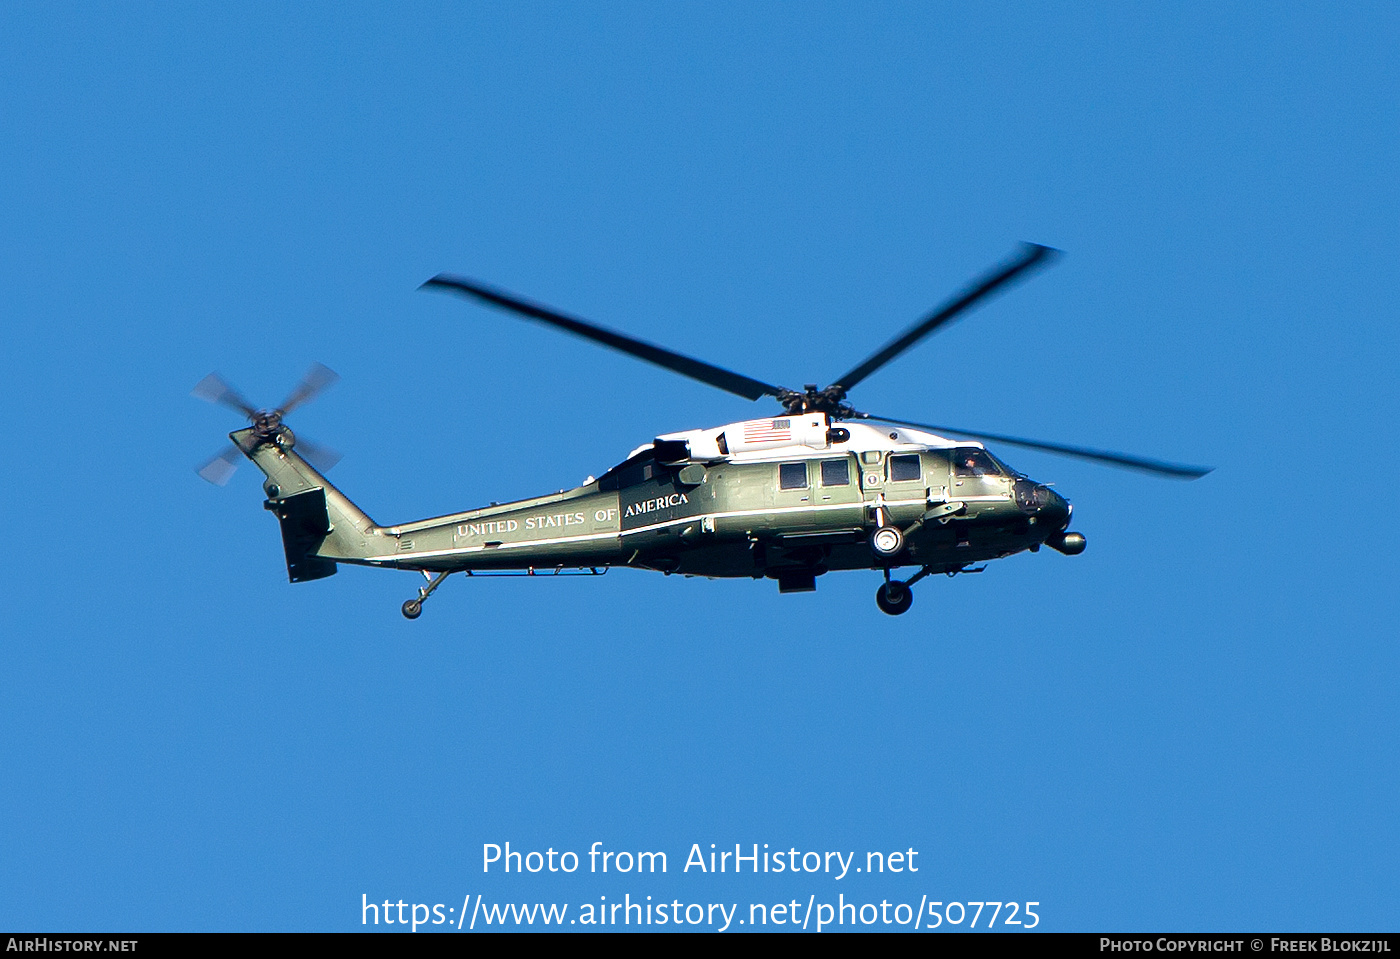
[1,2,1396,932]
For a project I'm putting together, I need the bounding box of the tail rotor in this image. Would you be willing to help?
[192,364,341,485]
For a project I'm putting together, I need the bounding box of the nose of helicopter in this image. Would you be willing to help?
[1039,486,1071,531]
[1015,478,1071,531]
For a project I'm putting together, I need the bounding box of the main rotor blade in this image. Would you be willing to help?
[852,412,1212,479]
[192,372,257,418]
[422,275,790,403]
[196,445,243,486]
[278,362,338,415]
[832,242,1061,392]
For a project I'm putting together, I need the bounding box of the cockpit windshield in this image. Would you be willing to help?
[952,447,1004,478]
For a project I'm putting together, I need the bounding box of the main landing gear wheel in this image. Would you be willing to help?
[869,525,904,559]
[401,600,423,620]
[876,580,913,615]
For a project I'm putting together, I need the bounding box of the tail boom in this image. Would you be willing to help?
[232,427,386,581]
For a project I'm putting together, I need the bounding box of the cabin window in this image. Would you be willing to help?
[820,458,850,486]
[953,448,1002,477]
[779,462,809,490]
[888,454,922,482]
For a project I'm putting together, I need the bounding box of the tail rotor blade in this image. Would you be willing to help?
[278,363,339,415]
[192,373,257,418]
[295,434,342,474]
[196,445,243,486]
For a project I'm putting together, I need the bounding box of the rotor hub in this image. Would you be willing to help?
[251,409,284,438]
[779,385,853,417]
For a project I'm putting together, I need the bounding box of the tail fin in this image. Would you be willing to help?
[232,427,385,581]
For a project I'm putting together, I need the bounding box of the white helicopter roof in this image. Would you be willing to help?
[640,416,983,464]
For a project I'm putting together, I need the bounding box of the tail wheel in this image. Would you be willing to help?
[875,581,913,615]
[869,525,904,559]
[402,600,423,620]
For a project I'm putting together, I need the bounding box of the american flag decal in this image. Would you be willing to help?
[743,418,793,443]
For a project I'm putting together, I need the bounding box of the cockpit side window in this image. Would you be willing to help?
[953,448,1002,478]
[820,458,850,486]
[888,454,922,482]
[779,462,809,490]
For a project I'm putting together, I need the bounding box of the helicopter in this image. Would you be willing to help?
[195,242,1210,618]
